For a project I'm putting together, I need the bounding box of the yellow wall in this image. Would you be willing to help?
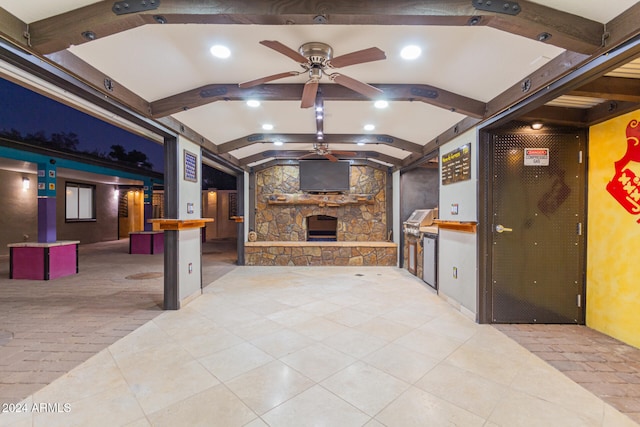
[588,110,640,348]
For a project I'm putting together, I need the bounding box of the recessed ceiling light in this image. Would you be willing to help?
[357,142,366,146]
[262,123,274,130]
[364,124,375,131]
[273,140,283,146]
[210,45,231,59]
[400,45,421,60]
[315,106,323,112]
[246,100,260,107]
[374,100,389,109]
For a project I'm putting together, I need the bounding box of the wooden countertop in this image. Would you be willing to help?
[148,218,213,230]
[7,240,80,248]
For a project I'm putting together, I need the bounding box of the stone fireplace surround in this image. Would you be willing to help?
[246,164,397,266]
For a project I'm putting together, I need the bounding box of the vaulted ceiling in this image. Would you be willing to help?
[0,1,639,172]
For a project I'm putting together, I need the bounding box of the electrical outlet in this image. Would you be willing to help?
[451,204,459,215]
[188,263,193,274]
[453,267,458,279]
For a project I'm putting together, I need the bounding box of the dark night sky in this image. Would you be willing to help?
[0,77,165,172]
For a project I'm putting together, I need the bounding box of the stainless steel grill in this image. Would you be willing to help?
[403,208,438,236]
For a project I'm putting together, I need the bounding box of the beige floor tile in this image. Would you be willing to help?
[281,343,356,382]
[297,300,343,316]
[108,321,172,360]
[173,327,245,359]
[227,318,284,341]
[199,305,262,327]
[380,306,436,328]
[262,385,370,427]
[147,384,256,427]
[123,418,151,427]
[444,344,523,386]
[509,361,605,424]
[291,317,349,341]
[394,329,464,361]
[250,329,314,358]
[225,360,315,415]
[198,342,274,382]
[323,329,387,359]
[418,312,480,342]
[363,342,440,384]
[363,419,386,427]
[355,317,414,342]
[115,344,219,414]
[414,363,508,418]
[243,299,294,316]
[33,349,126,405]
[32,381,144,427]
[266,308,317,328]
[321,361,410,416]
[323,307,375,327]
[488,389,602,427]
[375,386,485,427]
[152,306,218,337]
[603,403,640,427]
[243,418,270,427]
[0,396,33,426]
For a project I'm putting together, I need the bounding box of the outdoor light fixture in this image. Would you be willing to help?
[22,177,30,191]
[531,122,544,130]
[273,140,283,146]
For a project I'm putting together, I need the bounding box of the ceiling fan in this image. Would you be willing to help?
[298,142,357,162]
[239,40,386,108]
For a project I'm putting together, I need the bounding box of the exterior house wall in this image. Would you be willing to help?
[56,177,118,244]
[0,169,38,256]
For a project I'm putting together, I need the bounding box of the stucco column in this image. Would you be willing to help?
[37,160,57,243]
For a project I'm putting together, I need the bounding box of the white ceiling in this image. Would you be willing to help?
[0,1,638,167]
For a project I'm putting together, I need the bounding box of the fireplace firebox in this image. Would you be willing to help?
[307,215,337,241]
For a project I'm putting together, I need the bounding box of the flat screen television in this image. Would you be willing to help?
[299,160,350,193]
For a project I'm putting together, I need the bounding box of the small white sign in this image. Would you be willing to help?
[524,148,549,166]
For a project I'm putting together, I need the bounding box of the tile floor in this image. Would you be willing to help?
[0,239,236,405]
[1,266,637,426]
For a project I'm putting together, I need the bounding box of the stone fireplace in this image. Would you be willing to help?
[245,164,397,266]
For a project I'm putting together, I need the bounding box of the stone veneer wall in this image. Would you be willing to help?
[245,244,397,266]
[254,165,387,241]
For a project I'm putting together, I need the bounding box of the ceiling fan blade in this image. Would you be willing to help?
[328,47,386,68]
[301,80,319,108]
[298,152,321,159]
[260,40,309,64]
[238,71,299,88]
[331,73,383,98]
[324,153,338,162]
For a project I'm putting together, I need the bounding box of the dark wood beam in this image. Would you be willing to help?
[239,149,402,166]
[150,83,486,119]
[486,50,590,118]
[604,1,640,52]
[569,76,640,103]
[519,106,588,127]
[26,1,602,55]
[46,50,152,117]
[0,7,28,48]
[585,100,640,126]
[218,133,423,154]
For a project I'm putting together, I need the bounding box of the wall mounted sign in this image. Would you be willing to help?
[441,144,471,185]
[183,150,198,182]
[524,148,550,166]
[607,119,640,222]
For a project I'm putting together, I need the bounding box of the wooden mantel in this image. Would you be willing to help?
[434,220,477,233]
[149,218,213,230]
[267,193,374,207]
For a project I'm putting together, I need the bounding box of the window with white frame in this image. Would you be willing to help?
[65,182,95,221]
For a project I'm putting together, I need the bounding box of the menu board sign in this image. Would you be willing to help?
[441,144,471,185]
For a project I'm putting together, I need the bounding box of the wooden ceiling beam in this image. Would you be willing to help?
[518,105,588,127]
[218,133,423,154]
[150,83,485,119]
[568,76,640,103]
[24,1,602,55]
[584,100,640,126]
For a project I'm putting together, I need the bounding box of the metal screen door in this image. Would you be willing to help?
[491,132,585,323]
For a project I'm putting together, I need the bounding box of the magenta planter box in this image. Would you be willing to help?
[129,231,164,254]
[8,241,79,280]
